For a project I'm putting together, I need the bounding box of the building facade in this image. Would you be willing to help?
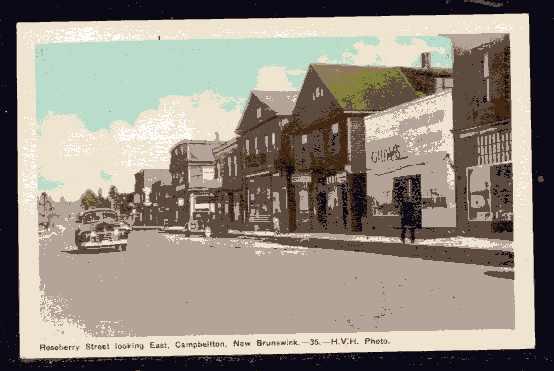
[168,139,221,227]
[363,89,455,233]
[133,169,172,226]
[235,90,298,232]
[213,138,244,229]
[285,62,452,233]
[448,34,512,236]
[150,179,175,227]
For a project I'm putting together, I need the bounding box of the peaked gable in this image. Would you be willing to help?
[235,90,297,134]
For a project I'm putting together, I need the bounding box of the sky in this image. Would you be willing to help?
[36,35,452,201]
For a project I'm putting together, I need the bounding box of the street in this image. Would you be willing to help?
[40,228,515,337]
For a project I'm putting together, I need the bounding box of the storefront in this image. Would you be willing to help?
[364,90,456,233]
[457,123,512,234]
[245,172,288,231]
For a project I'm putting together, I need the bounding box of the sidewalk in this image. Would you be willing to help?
[228,230,514,268]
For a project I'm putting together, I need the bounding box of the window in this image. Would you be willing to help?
[301,134,308,144]
[331,123,339,134]
[477,130,511,165]
[254,137,258,154]
[271,132,276,148]
[265,135,269,152]
[256,107,262,118]
[227,156,232,177]
[483,52,490,102]
[233,155,238,176]
[202,166,214,181]
[245,139,250,155]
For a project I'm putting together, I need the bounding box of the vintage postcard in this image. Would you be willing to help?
[17,14,533,359]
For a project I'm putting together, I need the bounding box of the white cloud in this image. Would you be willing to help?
[255,65,305,91]
[320,37,446,67]
[38,91,243,201]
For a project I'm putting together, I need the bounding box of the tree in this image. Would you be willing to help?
[80,189,98,210]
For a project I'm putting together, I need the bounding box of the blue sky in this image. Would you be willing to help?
[36,36,452,132]
[35,35,453,200]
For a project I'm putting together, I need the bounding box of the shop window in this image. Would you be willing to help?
[467,166,492,221]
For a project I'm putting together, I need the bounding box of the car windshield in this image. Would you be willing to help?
[82,211,117,224]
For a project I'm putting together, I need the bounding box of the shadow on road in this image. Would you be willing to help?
[484,270,514,280]
[62,248,121,255]
[252,236,513,268]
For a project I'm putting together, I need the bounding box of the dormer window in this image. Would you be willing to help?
[256,107,262,119]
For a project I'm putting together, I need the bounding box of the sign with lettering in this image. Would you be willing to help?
[367,136,409,166]
[292,173,311,183]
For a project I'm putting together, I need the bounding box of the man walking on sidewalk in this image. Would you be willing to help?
[400,200,417,244]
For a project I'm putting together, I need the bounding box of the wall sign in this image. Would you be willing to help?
[370,143,408,164]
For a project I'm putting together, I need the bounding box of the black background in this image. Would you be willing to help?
[1,1,551,369]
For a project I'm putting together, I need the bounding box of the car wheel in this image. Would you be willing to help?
[121,244,127,252]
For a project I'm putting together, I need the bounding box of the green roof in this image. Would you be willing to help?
[311,64,421,112]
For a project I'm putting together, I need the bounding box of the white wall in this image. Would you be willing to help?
[364,90,456,228]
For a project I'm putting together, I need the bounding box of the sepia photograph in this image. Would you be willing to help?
[17,14,534,359]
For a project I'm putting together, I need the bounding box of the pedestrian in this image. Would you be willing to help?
[273,215,281,235]
[400,200,416,244]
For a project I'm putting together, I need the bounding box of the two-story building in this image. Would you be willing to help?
[213,137,244,229]
[235,90,298,231]
[133,169,172,226]
[447,34,512,236]
[286,61,452,233]
[168,139,222,227]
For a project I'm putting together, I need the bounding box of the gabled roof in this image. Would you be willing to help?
[235,90,298,134]
[310,64,422,112]
[251,90,298,115]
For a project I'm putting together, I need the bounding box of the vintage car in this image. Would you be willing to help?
[74,208,131,251]
[162,211,228,238]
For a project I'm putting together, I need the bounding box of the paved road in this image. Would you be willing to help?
[39,228,515,337]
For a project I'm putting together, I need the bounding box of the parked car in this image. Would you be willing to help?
[74,208,131,251]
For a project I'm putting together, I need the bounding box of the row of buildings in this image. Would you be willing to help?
[132,34,513,238]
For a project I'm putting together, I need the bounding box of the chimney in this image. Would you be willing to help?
[214,131,220,143]
[421,52,431,69]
